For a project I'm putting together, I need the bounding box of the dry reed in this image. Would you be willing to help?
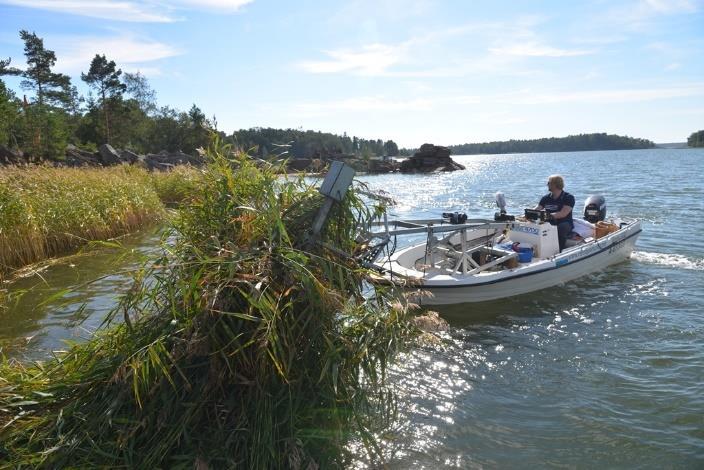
[0,165,165,276]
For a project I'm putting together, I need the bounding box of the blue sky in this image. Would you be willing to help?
[1,0,702,147]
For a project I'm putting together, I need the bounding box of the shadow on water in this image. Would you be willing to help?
[0,227,165,360]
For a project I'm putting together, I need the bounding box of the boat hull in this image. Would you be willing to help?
[382,220,641,305]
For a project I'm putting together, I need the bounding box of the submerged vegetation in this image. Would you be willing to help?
[0,143,413,467]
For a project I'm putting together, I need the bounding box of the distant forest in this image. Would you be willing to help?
[688,130,704,148]
[0,30,398,161]
[233,127,398,159]
[447,133,656,155]
[1,30,666,164]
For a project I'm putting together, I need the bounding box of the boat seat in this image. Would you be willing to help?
[565,231,584,248]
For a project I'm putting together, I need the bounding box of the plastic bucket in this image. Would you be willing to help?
[517,247,533,263]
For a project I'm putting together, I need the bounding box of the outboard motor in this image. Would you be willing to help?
[494,191,515,221]
[583,195,606,223]
[495,192,507,213]
[442,211,467,224]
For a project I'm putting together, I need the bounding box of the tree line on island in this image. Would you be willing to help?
[1,30,699,168]
[0,30,212,161]
[688,130,704,148]
[447,133,656,155]
[0,30,402,165]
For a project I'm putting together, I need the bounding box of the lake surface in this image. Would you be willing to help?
[2,148,703,467]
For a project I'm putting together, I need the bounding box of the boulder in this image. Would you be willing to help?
[399,143,465,173]
[65,144,100,167]
[287,158,312,172]
[367,159,398,174]
[98,143,122,166]
[0,145,24,165]
[144,151,204,171]
[120,149,140,164]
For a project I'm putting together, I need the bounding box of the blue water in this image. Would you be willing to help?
[355,149,704,468]
[2,149,703,467]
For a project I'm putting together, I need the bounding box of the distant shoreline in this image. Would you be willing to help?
[442,133,656,156]
[446,146,693,157]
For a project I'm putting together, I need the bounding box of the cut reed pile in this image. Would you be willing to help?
[0,143,413,468]
[0,165,165,275]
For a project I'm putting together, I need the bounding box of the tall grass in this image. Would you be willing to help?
[0,142,413,468]
[150,165,204,205]
[0,165,165,275]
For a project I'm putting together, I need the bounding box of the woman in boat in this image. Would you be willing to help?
[536,174,575,252]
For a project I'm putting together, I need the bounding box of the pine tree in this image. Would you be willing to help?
[82,54,126,144]
[0,57,22,78]
[123,71,157,115]
[17,31,73,158]
[19,30,72,108]
[0,81,21,147]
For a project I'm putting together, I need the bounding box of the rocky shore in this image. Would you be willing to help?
[283,143,465,174]
[1,144,203,171]
[0,142,466,174]
[399,143,465,173]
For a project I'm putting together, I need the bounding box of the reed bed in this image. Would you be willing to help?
[150,165,204,205]
[0,165,165,276]
[0,142,413,468]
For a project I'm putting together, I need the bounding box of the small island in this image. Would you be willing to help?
[688,130,704,147]
[445,133,656,155]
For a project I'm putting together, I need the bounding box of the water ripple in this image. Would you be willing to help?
[632,250,704,270]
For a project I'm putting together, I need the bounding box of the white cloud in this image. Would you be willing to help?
[0,0,253,22]
[1,0,171,22]
[454,95,483,105]
[470,112,527,125]
[327,0,433,26]
[296,28,518,78]
[173,0,253,11]
[297,15,596,79]
[640,0,698,14]
[290,96,433,117]
[489,42,594,57]
[48,34,182,74]
[502,84,704,105]
[298,44,403,76]
[600,0,700,31]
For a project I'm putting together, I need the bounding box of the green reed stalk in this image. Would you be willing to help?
[150,165,204,205]
[0,140,413,468]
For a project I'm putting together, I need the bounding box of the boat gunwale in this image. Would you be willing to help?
[381,220,642,289]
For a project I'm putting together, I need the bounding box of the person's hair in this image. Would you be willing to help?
[548,174,564,190]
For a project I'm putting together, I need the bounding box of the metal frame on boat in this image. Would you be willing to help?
[312,162,641,305]
[365,214,642,305]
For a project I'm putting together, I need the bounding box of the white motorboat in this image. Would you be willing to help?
[367,194,642,305]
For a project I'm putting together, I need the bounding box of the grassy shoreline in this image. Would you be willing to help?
[0,165,200,277]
